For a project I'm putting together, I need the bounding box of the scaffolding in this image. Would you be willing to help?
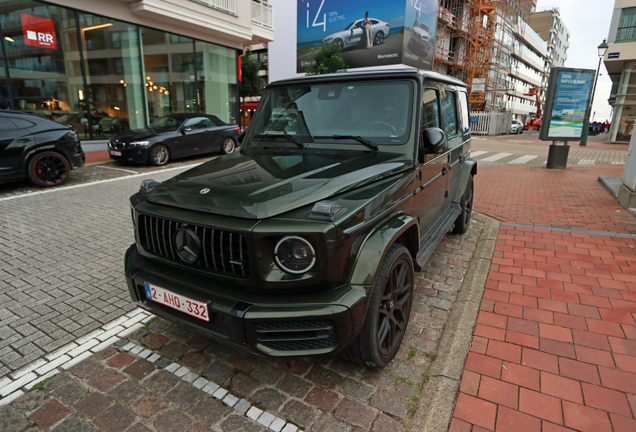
[434,0,527,112]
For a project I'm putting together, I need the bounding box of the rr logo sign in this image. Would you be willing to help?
[20,13,57,50]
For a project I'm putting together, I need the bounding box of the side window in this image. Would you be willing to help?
[184,117,213,131]
[0,117,18,132]
[421,88,440,130]
[370,20,379,25]
[458,90,470,136]
[441,91,458,140]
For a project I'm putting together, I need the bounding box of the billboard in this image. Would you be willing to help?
[20,13,58,50]
[296,0,437,73]
[540,67,595,141]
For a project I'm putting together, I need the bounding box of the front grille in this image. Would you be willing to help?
[138,214,251,278]
[110,141,125,149]
[254,320,338,351]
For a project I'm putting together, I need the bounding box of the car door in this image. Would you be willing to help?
[441,87,468,211]
[413,87,449,233]
[173,117,213,157]
[0,117,32,180]
[348,21,364,46]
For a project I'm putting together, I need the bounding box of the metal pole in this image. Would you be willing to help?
[580,55,603,146]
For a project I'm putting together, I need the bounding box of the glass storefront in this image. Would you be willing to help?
[0,0,239,140]
[610,62,636,143]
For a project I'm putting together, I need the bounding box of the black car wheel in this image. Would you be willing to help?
[334,39,344,51]
[221,137,236,155]
[343,243,413,368]
[453,175,473,234]
[27,152,70,188]
[374,31,385,46]
[149,144,170,166]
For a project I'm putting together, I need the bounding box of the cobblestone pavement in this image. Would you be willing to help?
[0,162,213,376]
[0,211,490,430]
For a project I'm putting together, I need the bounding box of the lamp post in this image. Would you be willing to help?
[580,39,609,146]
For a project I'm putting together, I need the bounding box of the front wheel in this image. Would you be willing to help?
[342,243,414,368]
[27,151,70,187]
[221,137,236,155]
[453,175,473,234]
[374,32,385,46]
[149,144,170,166]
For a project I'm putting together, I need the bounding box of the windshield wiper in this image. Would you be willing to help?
[283,131,306,149]
[315,135,379,151]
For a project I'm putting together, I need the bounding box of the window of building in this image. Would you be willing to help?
[195,41,238,125]
[617,7,636,41]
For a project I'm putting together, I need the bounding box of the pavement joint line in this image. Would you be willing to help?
[0,163,199,203]
[500,222,636,238]
[95,165,140,174]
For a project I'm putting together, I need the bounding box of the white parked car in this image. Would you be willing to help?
[324,18,390,51]
[510,119,524,134]
[408,23,432,54]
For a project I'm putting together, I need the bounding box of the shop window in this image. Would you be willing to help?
[78,13,145,138]
[195,41,238,125]
[141,27,196,122]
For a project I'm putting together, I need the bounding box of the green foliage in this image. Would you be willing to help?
[142,316,159,330]
[31,378,51,391]
[240,47,262,98]
[428,352,436,362]
[305,41,348,76]
[407,349,417,361]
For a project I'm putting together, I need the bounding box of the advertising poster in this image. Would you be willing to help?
[541,68,595,141]
[296,0,437,73]
[20,13,58,50]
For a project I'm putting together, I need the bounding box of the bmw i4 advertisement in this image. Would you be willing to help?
[296,0,438,73]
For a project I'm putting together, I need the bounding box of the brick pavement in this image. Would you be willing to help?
[474,164,636,234]
[0,211,491,430]
[451,162,636,432]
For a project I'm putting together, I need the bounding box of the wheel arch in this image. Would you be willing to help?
[452,158,477,203]
[24,146,69,170]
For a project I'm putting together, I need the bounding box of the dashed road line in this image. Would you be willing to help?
[470,150,490,157]
[480,152,512,162]
[507,155,539,165]
[578,159,596,165]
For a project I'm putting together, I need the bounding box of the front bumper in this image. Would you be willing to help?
[71,151,85,169]
[109,146,149,164]
[124,244,370,358]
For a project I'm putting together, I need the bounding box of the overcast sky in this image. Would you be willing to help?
[534,0,615,121]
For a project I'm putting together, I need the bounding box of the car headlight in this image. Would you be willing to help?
[273,236,316,274]
[129,141,150,146]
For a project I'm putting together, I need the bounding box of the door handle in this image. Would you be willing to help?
[441,167,449,176]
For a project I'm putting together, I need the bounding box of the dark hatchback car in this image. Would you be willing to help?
[108,113,240,166]
[125,69,475,368]
[0,111,85,187]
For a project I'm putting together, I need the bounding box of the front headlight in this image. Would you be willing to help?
[274,236,316,274]
[129,141,150,146]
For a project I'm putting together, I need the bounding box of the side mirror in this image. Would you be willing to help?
[182,126,192,134]
[422,128,445,153]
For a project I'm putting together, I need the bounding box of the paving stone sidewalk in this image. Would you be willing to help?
[1,214,491,431]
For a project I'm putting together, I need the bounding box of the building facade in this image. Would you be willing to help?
[604,0,636,143]
[527,8,570,68]
[0,0,274,140]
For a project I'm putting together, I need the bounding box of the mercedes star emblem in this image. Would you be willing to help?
[174,228,201,264]
[200,188,210,195]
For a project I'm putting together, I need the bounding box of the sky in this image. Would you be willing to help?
[534,0,615,121]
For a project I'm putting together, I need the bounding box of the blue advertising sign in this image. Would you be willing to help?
[296,0,438,73]
[542,68,595,141]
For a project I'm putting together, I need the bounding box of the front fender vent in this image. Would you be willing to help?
[254,320,338,351]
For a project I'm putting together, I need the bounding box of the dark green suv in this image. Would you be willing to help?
[124,69,476,368]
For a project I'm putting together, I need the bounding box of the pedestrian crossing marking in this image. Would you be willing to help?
[470,151,489,157]
[611,162,625,165]
[508,155,539,165]
[480,153,512,162]
[578,160,595,165]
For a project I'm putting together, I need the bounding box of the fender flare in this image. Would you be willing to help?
[349,213,420,287]
[453,158,477,203]
[23,145,68,169]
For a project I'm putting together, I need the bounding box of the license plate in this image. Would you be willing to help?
[110,150,122,156]
[144,282,209,322]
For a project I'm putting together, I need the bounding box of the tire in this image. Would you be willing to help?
[27,151,70,188]
[334,39,344,51]
[374,31,385,46]
[149,144,170,166]
[342,243,414,368]
[518,128,523,134]
[221,137,236,155]
[453,175,474,234]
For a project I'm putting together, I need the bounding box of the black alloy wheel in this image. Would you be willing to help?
[222,137,236,155]
[453,175,473,234]
[342,243,414,368]
[27,152,69,187]
[374,32,384,46]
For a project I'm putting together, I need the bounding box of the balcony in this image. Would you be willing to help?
[251,0,274,41]
[197,0,237,15]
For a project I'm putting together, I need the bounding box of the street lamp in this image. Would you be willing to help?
[580,39,609,146]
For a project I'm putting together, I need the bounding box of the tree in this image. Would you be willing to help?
[240,47,262,129]
[305,41,348,76]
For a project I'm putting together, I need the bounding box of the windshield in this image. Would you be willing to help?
[249,80,414,148]
[148,116,183,132]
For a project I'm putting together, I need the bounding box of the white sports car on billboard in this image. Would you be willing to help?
[408,23,432,54]
[323,18,390,51]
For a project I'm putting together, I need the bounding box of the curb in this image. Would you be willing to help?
[408,212,499,432]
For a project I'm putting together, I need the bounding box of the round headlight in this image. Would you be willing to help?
[273,236,316,274]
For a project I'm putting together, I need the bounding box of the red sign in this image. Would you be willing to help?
[21,13,57,50]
